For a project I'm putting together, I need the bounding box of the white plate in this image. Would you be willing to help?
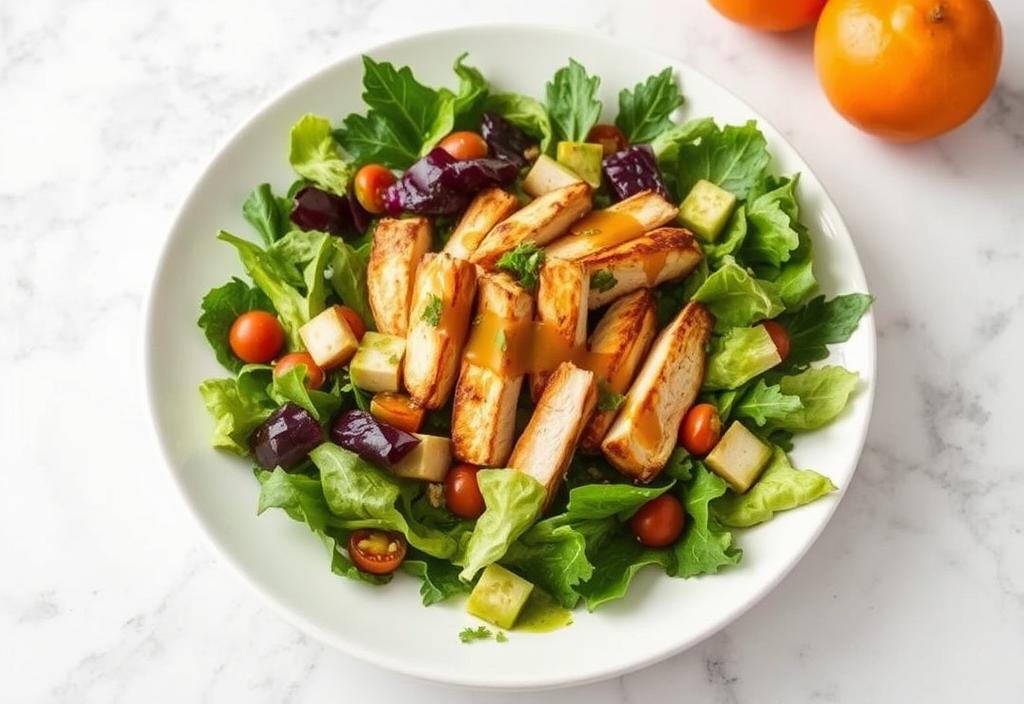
[145,24,875,690]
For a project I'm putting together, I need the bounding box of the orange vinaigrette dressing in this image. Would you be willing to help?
[566,210,645,251]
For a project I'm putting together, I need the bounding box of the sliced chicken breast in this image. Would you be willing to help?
[544,190,679,261]
[367,217,433,336]
[601,302,714,482]
[443,188,520,260]
[403,253,478,409]
[529,257,589,400]
[508,362,597,510]
[470,182,592,270]
[581,227,703,309]
[579,290,658,453]
[451,273,534,466]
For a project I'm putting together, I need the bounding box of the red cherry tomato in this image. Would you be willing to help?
[761,320,791,362]
[586,124,628,156]
[336,305,366,341]
[348,529,407,575]
[629,494,685,548]
[445,463,486,519]
[274,352,326,390]
[679,403,723,457]
[228,310,284,363]
[438,131,489,160]
[353,164,396,214]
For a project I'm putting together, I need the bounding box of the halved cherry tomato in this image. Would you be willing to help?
[629,494,685,548]
[228,310,284,363]
[761,320,791,362]
[438,131,489,160]
[348,529,407,575]
[336,305,366,341]
[445,463,486,519]
[586,124,628,156]
[370,392,426,433]
[274,352,326,390]
[679,403,722,456]
[353,164,396,214]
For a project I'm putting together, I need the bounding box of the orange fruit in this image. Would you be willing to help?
[814,0,1003,141]
[708,0,827,32]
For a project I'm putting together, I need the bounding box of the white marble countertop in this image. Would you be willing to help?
[4,0,1023,701]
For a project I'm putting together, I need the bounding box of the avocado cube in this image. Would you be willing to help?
[679,179,738,242]
[556,141,603,188]
[350,332,405,393]
[523,154,584,197]
[466,564,535,629]
[390,433,451,482]
[705,421,772,493]
[299,305,359,369]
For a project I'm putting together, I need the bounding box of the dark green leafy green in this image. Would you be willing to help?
[403,553,471,606]
[733,379,803,427]
[715,448,837,527]
[777,294,874,371]
[672,463,742,577]
[450,53,489,130]
[614,67,684,144]
[575,520,673,611]
[242,183,290,246]
[676,121,770,201]
[690,257,783,329]
[197,278,275,373]
[270,365,342,421]
[329,239,374,330]
[545,59,602,143]
[742,176,802,267]
[565,481,674,521]
[483,92,553,153]
[703,206,747,268]
[503,519,593,608]
[651,116,717,163]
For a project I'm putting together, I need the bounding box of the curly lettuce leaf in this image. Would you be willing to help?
[545,59,602,143]
[715,448,837,527]
[575,519,673,611]
[777,294,874,372]
[502,519,593,609]
[774,232,817,308]
[676,121,770,201]
[703,206,748,269]
[289,114,354,194]
[704,325,782,390]
[459,470,546,582]
[671,463,742,577]
[197,278,275,373]
[742,175,802,268]
[615,67,684,144]
[198,376,274,455]
[652,116,717,162]
[690,257,784,329]
[402,553,470,606]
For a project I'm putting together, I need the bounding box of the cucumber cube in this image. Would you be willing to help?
[679,179,737,242]
[466,564,534,629]
[556,141,603,188]
[350,332,405,393]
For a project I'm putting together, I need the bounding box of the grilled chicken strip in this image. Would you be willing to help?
[544,190,679,261]
[403,253,478,409]
[529,257,589,400]
[451,273,534,466]
[601,302,714,482]
[470,182,592,270]
[579,290,657,453]
[367,217,433,336]
[508,362,597,510]
[581,227,703,309]
[443,188,520,260]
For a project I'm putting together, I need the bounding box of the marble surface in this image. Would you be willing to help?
[3,0,1022,700]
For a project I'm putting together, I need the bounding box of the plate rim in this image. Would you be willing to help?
[143,22,877,690]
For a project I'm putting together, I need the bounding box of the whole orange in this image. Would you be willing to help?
[814,0,1003,141]
[708,0,828,31]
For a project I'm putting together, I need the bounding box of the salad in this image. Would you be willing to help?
[198,54,872,632]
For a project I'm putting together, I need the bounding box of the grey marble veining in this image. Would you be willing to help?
[3,0,1023,701]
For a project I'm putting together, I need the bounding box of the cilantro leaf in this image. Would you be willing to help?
[590,269,618,293]
[777,293,874,372]
[421,294,443,327]
[459,626,494,643]
[615,67,684,144]
[676,121,770,201]
[545,59,602,143]
[496,242,546,291]
[495,631,508,643]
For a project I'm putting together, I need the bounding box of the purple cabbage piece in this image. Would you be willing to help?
[602,145,670,202]
[383,147,518,215]
[330,410,420,468]
[481,112,534,168]
[346,188,373,235]
[250,402,325,469]
[290,186,352,237]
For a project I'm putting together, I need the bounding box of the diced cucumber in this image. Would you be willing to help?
[466,564,534,629]
[679,179,737,242]
[705,421,772,493]
[556,141,603,188]
[350,332,405,393]
[523,154,583,197]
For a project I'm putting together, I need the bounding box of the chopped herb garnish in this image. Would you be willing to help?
[422,294,443,327]
[387,354,399,365]
[597,379,625,412]
[496,328,508,352]
[496,241,545,291]
[459,626,494,643]
[590,269,617,293]
[495,631,508,643]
